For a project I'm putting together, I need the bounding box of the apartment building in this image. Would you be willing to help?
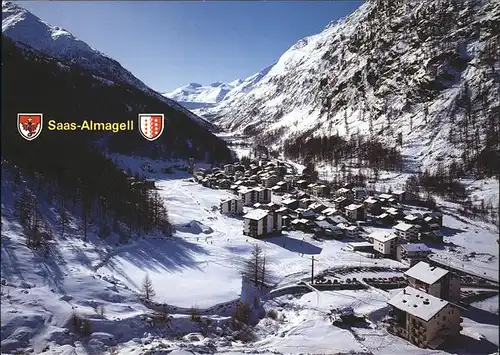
[396,243,432,266]
[371,233,399,256]
[394,222,420,241]
[243,209,282,237]
[404,262,461,302]
[345,203,366,221]
[220,197,243,216]
[387,286,462,349]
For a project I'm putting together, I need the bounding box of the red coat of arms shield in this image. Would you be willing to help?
[138,114,164,141]
[18,113,43,140]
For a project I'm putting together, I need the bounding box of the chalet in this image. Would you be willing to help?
[296,191,310,199]
[404,214,424,225]
[295,179,309,189]
[342,224,360,238]
[309,202,328,213]
[329,215,349,225]
[253,203,263,209]
[220,197,243,215]
[424,212,443,226]
[394,223,420,241]
[219,179,231,189]
[322,207,339,217]
[282,197,299,210]
[336,187,354,199]
[299,198,315,209]
[397,243,432,266]
[243,209,280,238]
[392,189,406,202]
[261,174,280,188]
[299,209,317,220]
[307,183,317,191]
[370,233,399,256]
[265,202,281,211]
[404,262,461,302]
[375,212,394,226]
[364,196,382,214]
[387,287,462,349]
[352,187,368,200]
[276,180,291,192]
[378,193,395,205]
[420,230,444,244]
[386,207,404,218]
[334,196,352,210]
[312,184,329,197]
[345,204,366,221]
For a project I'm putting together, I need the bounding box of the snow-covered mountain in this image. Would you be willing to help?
[164,65,273,119]
[205,0,500,174]
[1,1,214,130]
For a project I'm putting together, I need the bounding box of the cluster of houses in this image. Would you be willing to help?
[386,261,463,349]
[197,158,465,350]
[201,159,446,252]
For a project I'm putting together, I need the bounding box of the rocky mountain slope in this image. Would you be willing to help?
[164,65,273,120]
[209,0,500,175]
[1,1,214,131]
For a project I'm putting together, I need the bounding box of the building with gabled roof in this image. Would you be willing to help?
[220,197,243,216]
[387,286,462,349]
[404,262,460,302]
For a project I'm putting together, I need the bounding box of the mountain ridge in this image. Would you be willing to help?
[180,0,500,176]
[1,1,215,131]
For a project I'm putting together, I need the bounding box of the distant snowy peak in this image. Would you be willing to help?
[1,1,214,130]
[164,64,274,117]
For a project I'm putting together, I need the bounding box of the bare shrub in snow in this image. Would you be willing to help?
[234,325,257,343]
[266,309,279,320]
[141,274,155,301]
[94,305,106,317]
[232,303,251,324]
[189,305,201,322]
[70,310,92,336]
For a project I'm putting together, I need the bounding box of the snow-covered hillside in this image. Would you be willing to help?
[164,65,273,119]
[1,1,213,130]
[205,0,500,173]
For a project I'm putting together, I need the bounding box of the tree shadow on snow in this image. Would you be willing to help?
[266,235,322,255]
[104,237,210,289]
[463,306,500,326]
[441,226,465,237]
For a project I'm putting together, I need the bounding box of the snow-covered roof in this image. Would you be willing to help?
[348,242,373,248]
[322,207,338,215]
[345,203,363,211]
[315,221,333,229]
[221,197,238,204]
[370,232,398,243]
[404,214,421,221]
[337,188,351,193]
[379,194,393,200]
[394,222,417,232]
[404,261,448,285]
[399,243,431,253]
[388,286,449,322]
[243,209,269,221]
[282,198,297,205]
[364,197,379,204]
[377,213,389,218]
[393,190,405,195]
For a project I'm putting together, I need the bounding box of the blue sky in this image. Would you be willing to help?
[18,1,363,93]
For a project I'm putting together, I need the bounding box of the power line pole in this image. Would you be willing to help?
[305,255,317,284]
